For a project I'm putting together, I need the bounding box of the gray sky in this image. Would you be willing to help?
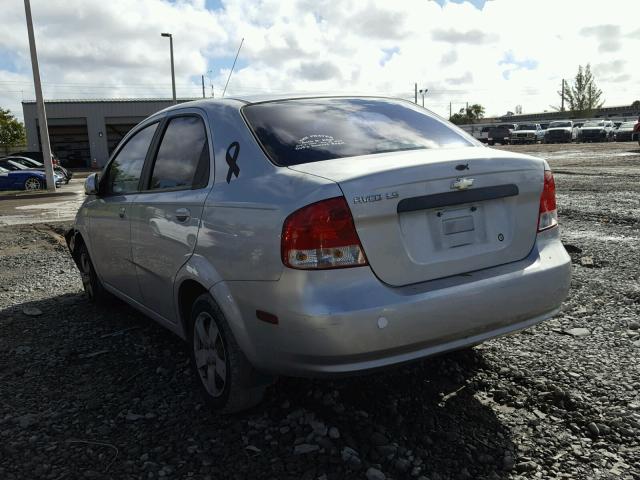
[1,0,639,121]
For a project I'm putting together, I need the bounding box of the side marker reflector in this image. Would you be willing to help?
[256,310,278,325]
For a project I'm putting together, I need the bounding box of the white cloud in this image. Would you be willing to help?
[1,0,639,122]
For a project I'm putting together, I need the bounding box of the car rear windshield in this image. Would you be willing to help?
[549,121,571,128]
[242,97,474,166]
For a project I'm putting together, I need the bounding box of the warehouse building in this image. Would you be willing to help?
[21,98,195,168]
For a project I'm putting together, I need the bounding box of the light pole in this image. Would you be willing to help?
[161,33,176,104]
[23,0,55,191]
[419,88,428,107]
[206,69,214,98]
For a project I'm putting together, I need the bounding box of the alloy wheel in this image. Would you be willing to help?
[193,312,227,398]
[24,177,42,190]
[79,251,94,299]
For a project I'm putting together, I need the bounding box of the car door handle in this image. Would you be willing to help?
[175,208,191,222]
[119,207,126,218]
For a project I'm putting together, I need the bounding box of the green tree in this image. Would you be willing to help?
[0,108,26,147]
[449,104,485,125]
[557,64,604,116]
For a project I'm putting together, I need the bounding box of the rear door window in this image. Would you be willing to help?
[242,97,474,166]
[105,123,158,194]
[148,116,209,190]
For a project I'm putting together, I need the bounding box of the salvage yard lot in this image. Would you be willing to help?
[1,142,639,480]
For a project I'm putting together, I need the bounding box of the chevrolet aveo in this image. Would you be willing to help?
[66,95,571,413]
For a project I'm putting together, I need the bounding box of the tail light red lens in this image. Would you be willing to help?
[538,169,558,232]
[282,197,368,269]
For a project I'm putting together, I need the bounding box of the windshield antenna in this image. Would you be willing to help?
[222,38,244,98]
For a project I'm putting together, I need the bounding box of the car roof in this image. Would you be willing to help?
[227,92,394,104]
[147,93,427,123]
[3,156,34,161]
[155,93,406,113]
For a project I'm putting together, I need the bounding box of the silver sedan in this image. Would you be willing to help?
[66,95,571,413]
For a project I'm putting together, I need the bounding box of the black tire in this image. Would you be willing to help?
[188,294,268,414]
[77,243,110,303]
[488,140,495,146]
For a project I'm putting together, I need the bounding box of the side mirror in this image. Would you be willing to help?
[84,173,99,195]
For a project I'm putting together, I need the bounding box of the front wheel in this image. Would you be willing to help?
[24,177,43,190]
[188,294,268,413]
[78,243,110,303]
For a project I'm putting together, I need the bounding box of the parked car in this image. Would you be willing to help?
[614,121,637,142]
[478,125,491,144]
[0,165,60,191]
[487,123,516,145]
[11,150,60,167]
[2,155,72,183]
[633,121,640,144]
[544,121,576,143]
[580,120,614,142]
[65,96,571,413]
[510,124,544,144]
[0,158,66,186]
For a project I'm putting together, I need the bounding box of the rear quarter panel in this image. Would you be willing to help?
[195,102,342,282]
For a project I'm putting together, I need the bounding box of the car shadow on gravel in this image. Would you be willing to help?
[1,293,516,480]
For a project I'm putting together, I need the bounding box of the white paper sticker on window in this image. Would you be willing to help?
[295,135,345,151]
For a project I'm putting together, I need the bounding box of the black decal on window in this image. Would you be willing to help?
[226,142,240,183]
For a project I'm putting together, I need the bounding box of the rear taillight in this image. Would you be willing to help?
[538,169,558,232]
[282,197,368,269]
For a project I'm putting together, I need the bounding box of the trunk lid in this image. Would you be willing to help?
[288,147,544,286]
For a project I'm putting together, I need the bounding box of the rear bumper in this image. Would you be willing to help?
[216,228,571,376]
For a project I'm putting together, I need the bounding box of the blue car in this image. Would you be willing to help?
[0,165,59,191]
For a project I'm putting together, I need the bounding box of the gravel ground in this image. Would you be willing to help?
[1,142,639,480]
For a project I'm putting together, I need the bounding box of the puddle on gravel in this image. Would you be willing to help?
[538,150,640,160]
[563,230,639,243]
[0,198,83,226]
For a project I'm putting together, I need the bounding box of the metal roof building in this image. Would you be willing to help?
[21,98,196,167]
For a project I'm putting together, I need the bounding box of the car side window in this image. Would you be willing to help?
[104,123,158,195]
[149,116,210,190]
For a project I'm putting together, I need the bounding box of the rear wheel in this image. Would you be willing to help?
[24,177,43,190]
[188,294,268,413]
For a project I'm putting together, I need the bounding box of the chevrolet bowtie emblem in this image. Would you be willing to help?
[451,177,474,190]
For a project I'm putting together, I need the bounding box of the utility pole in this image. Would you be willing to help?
[201,75,205,98]
[414,83,417,104]
[449,102,452,119]
[23,0,55,191]
[206,70,214,98]
[561,79,565,112]
[161,33,176,104]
